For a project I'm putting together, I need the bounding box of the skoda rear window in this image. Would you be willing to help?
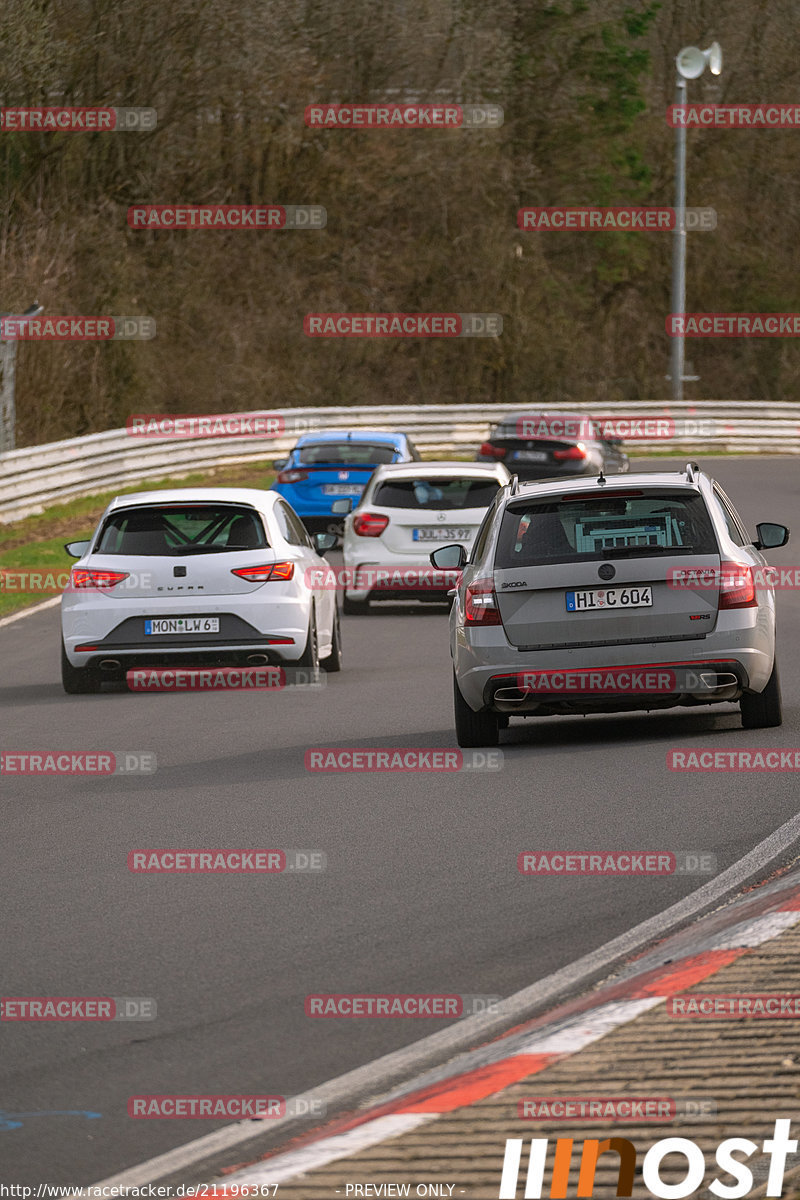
[297,442,398,465]
[495,490,717,567]
[373,477,501,511]
[95,505,269,556]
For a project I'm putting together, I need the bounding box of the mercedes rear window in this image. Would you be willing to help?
[494,490,717,567]
[95,505,269,556]
[297,442,398,465]
[372,477,501,511]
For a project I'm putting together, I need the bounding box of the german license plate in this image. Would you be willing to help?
[566,586,652,611]
[322,484,364,496]
[413,527,471,542]
[514,450,548,462]
[144,617,220,634]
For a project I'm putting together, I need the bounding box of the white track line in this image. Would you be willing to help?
[515,997,663,1056]
[224,1114,437,1187]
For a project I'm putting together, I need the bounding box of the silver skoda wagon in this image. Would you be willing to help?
[431,464,789,746]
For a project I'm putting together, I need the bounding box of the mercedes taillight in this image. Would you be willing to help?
[353,512,389,537]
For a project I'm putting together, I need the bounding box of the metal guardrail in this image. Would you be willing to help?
[0,401,797,524]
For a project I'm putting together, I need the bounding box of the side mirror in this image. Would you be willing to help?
[64,540,91,558]
[754,522,789,550]
[430,544,467,570]
[313,532,337,554]
[331,498,353,515]
[272,458,289,471]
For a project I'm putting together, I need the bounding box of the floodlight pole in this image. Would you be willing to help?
[0,302,43,454]
[669,76,688,404]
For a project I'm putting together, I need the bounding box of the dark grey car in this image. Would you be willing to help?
[476,411,629,480]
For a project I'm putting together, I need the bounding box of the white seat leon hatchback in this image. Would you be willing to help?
[60,487,341,693]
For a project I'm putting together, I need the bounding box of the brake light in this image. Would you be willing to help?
[231,562,295,582]
[70,568,130,589]
[353,512,389,537]
[718,562,757,609]
[277,469,309,484]
[553,442,588,461]
[464,577,502,625]
[479,442,507,459]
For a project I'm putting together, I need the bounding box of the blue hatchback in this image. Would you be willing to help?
[271,431,421,532]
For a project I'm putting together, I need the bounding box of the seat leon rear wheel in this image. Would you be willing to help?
[297,617,319,671]
[320,607,342,673]
[453,671,499,748]
[61,640,101,695]
[740,657,782,729]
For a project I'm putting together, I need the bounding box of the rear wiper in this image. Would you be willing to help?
[599,545,678,558]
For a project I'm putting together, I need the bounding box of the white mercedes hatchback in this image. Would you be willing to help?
[60,488,341,693]
[337,461,511,613]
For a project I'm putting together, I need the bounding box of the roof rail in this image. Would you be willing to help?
[684,460,699,482]
[509,474,519,495]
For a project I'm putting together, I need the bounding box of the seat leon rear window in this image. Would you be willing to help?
[96,505,269,556]
[297,442,398,465]
[373,477,501,510]
[495,490,718,567]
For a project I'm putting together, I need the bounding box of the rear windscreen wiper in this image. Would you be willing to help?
[599,545,681,558]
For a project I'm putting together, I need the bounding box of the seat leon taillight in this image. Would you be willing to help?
[353,512,389,537]
[70,568,130,589]
[231,562,295,582]
[464,577,502,625]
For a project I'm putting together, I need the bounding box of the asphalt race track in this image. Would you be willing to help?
[2,457,800,1185]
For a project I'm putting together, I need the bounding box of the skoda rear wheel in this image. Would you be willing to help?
[453,671,499,748]
[740,657,782,729]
